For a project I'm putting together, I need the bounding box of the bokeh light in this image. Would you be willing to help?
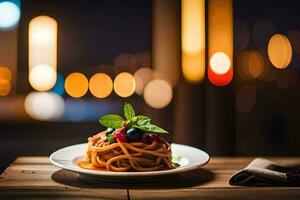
[89,73,113,98]
[143,79,173,109]
[0,79,11,96]
[210,52,231,75]
[237,51,251,80]
[236,85,256,113]
[63,99,88,122]
[65,72,89,98]
[24,92,65,121]
[51,73,65,96]
[208,0,233,86]
[0,66,12,96]
[181,0,205,83]
[29,15,57,71]
[0,66,12,82]
[248,51,264,79]
[114,72,136,98]
[134,68,153,95]
[0,1,20,30]
[238,51,264,80]
[29,64,57,91]
[268,34,292,69]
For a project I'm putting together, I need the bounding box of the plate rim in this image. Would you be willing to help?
[50,143,210,177]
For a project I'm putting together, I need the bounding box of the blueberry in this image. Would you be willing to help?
[106,128,114,134]
[126,128,141,142]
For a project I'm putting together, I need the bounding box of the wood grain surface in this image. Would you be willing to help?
[1,157,300,199]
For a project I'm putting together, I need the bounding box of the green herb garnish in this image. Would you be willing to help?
[99,103,169,134]
[107,134,115,143]
[98,114,123,129]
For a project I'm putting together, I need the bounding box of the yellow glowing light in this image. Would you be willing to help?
[89,73,113,98]
[0,66,12,82]
[114,72,136,98]
[268,34,292,69]
[24,92,64,120]
[143,79,173,109]
[0,79,11,96]
[210,52,231,75]
[29,16,57,70]
[29,64,57,92]
[65,72,89,98]
[182,0,205,83]
[133,68,153,95]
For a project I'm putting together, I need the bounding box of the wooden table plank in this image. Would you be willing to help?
[13,157,51,164]
[129,157,300,199]
[1,156,300,200]
[0,156,128,200]
[0,189,128,200]
[128,188,300,200]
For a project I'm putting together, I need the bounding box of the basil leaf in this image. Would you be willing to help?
[124,102,135,120]
[134,124,169,134]
[126,119,133,129]
[135,115,151,125]
[99,114,123,129]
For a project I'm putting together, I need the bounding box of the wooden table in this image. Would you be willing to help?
[0,157,300,199]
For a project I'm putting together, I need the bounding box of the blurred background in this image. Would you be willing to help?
[1,0,300,172]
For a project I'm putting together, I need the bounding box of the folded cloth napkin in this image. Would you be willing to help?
[229,158,300,186]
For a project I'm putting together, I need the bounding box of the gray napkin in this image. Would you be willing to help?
[229,158,300,186]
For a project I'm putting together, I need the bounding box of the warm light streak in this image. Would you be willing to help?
[181,0,205,83]
[208,0,233,86]
[29,16,57,91]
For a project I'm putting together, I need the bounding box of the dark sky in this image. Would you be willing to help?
[235,0,300,31]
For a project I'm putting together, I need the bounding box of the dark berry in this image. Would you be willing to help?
[126,128,141,142]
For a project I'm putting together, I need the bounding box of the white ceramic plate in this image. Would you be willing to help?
[50,143,209,182]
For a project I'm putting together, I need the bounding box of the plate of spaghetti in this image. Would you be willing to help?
[50,103,209,182]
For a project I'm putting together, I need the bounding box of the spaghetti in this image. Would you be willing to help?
[79,131,173,172]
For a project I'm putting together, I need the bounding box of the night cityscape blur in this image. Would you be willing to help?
[1,0,300,172]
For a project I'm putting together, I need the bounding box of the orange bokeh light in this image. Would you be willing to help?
[114,72,136,98]
[89,73,113,98]
[0,66,12,96]
[65,72,89,98]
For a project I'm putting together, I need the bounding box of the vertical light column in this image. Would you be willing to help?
[208,0,233,86]
[28,15,57,91]
[182,0,205,83]
[153,0,180,86]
